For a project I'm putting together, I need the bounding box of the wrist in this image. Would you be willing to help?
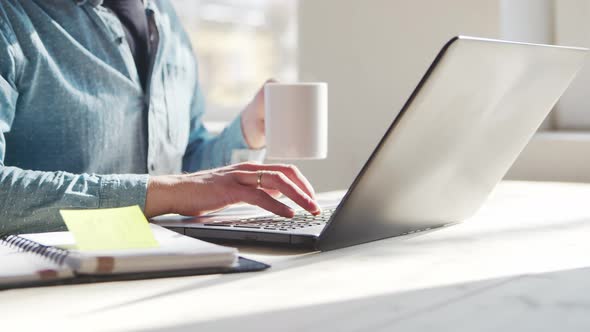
[145,175,179,217]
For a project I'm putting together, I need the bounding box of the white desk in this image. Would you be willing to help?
[3,181,590,331]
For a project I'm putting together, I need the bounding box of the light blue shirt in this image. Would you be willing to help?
[0,0,250,234]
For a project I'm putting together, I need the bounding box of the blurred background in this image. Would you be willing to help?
[170,0,298,122]
[170,0,590,191]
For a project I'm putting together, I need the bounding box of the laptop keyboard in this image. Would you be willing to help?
[203,208,336,231]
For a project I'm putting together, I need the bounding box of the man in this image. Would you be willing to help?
[0,0,320,234]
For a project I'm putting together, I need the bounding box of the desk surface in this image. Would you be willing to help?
[3,181,590,331]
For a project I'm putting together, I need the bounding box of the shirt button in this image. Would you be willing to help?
[150,164,155,171]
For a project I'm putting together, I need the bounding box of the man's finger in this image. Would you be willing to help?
[235,163,316,200]
[257,171,320,215]
[236,186,294,218]
[263,188,282,198]
[232,170,320,215]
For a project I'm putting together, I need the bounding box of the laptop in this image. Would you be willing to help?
[155,36,588,251]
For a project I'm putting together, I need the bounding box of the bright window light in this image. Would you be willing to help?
[170,0,298,122]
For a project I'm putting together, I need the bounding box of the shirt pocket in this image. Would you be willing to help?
[162,62,193,150]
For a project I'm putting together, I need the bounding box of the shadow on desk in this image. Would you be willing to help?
[85,246,329,313]
[141,265,590,332]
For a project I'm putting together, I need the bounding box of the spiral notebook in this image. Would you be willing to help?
[0,224,269,290]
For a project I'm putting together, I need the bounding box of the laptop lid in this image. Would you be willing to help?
[316,36,588,251]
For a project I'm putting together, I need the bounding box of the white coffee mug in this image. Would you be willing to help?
[264,82,328,159]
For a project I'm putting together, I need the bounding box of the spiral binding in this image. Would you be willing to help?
[0,234,70,266]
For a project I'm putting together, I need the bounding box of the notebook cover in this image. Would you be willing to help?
[0,256,269,291]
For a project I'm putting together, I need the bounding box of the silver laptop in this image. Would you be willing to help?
[155,36,588,251]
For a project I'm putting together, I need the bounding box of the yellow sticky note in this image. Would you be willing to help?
[60,206,159,251]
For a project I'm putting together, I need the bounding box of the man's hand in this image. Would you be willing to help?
[144,162,320,218]
[240,79,276,149]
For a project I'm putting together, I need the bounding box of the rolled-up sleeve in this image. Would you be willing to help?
[0,168,149,234]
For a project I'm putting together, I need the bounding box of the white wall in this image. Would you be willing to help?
[553,0,590,129]
[500,0,555,130]
[500,0,553,44]
[503,0,590,183]
[290,0,500,191]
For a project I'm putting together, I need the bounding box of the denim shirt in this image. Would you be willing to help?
[0,0,250,234]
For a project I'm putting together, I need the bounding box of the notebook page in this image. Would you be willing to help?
[0,244,74,286]
[21,231,76,249]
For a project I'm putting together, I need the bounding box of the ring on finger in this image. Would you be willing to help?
[257,171,264,189]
